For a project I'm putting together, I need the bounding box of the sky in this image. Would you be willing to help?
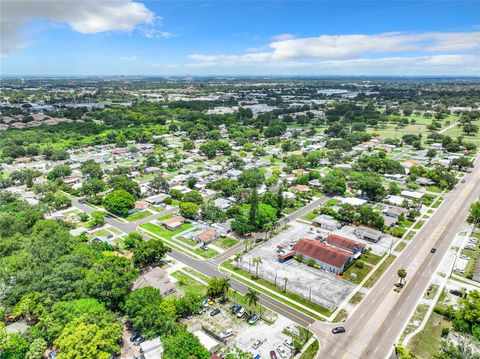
[1,0,479,76]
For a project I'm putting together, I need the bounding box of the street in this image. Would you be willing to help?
[312,154,480,359]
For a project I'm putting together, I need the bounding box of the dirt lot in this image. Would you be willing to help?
[182,301,297,358]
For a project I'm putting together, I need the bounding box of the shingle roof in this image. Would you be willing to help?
[326,234,365,253]
[293,238,352,269]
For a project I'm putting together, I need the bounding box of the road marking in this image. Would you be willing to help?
[260,296,312,326]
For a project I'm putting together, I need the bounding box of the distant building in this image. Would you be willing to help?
[354,226,384,243]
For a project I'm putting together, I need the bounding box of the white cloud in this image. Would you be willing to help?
[190,31,480,63]
[119,56,138,61]
[272,33,296,41]
[1,0,155,55]
[142,29,177,39]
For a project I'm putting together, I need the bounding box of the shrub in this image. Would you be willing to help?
[441,327,449,337]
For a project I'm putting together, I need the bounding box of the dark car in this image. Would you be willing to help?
[332,326,346,334]
[210,308,221,316]
[270,350,278,359]
[449,289,463,297]
[231,304,242,314]
[431,248,437,253]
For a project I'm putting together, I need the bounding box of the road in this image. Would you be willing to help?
[71,198,316,327]
[312,155,480,359]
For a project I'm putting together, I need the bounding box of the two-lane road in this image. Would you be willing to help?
[313,155,480,359]
[71,198,316,327]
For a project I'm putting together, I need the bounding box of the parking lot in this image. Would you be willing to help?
[239,221,355,310]
[182,301,299,358]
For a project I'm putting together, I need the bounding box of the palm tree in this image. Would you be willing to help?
[234,252,243,269]
[397,268,407,286]
[245,289,259,312]
[252,257,263,278]
[220,277,231,302]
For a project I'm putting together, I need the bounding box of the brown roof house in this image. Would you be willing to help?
[196,228,219,246]
[160,216,185,231]
[133,267,175,296]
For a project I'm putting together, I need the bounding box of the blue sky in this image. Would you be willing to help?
[1,1,479,76]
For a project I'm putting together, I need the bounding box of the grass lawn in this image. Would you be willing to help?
[361,251,383,266]
[176,236,198,247]
[301,212,318,221]
[109,227,122,235]
[171,270,207,296]
[220,260,331,319]
[215,237,239,249]
[332,309,348,323]
[364,255,396,288]
[402,304,429,339]
[299,339,319,359]
[126,210,153,222]
[91,228,111,237]
[182,267,211,283]
[408,312,451,358]
[405,231,416,240]
[349,292,365,305]
[141,222,192,240]
[193,247,219,259]
[427,186,442,193]
[149,205,166,212]
[342,261,374,284]
[395,241,407,252]
[414,220,425,230]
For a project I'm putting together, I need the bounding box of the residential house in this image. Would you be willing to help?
[133,267,175,296]
[160,216,185,231]
[312,214,341,231]
[213,198,232,210]
[196,228,219,246]
[354,226,384,243]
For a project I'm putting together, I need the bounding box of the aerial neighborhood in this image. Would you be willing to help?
[1,77,479,359]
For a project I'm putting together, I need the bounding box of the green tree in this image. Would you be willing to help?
[162,329,210,359]
[124,231,143,249]
[132,239,168,268]
[81,178,106,196]
[149,175,169,193]
[397,268,407,285]
[183,190,203,205]
[322,170,347,195]
[25,338,48,359]
[54,312,122,359]
[103,189,135,216]
[47,164,72,180]
[467,202,480,227]
[253,257,263,278]
[108,175,141,198]
[80,159,103,179]
[88,211,106,228]
[238,169,265,189]
[201,205,227,223]
[179,201,199,219]
[245,289,260,312]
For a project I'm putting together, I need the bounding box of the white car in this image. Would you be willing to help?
[283,338,294,350]
[237,307,246,318]
[252,339,264,349]
[277,345,288,358]
[220,329,234,339]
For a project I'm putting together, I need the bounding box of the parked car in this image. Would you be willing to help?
[276,345,288,358]
[449,289,463,297]
[133,335,144,346]
[210,308,221,317]
[237,307,246,318]
[220,329,234,339]
[270,351,278,359]
[431,247,437,253]
[231,304,242,314]
[248,314,260,324]
[332,326,346,334]
[252,339,264,349]
[283,338,294,350]
[202,297,210,308]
